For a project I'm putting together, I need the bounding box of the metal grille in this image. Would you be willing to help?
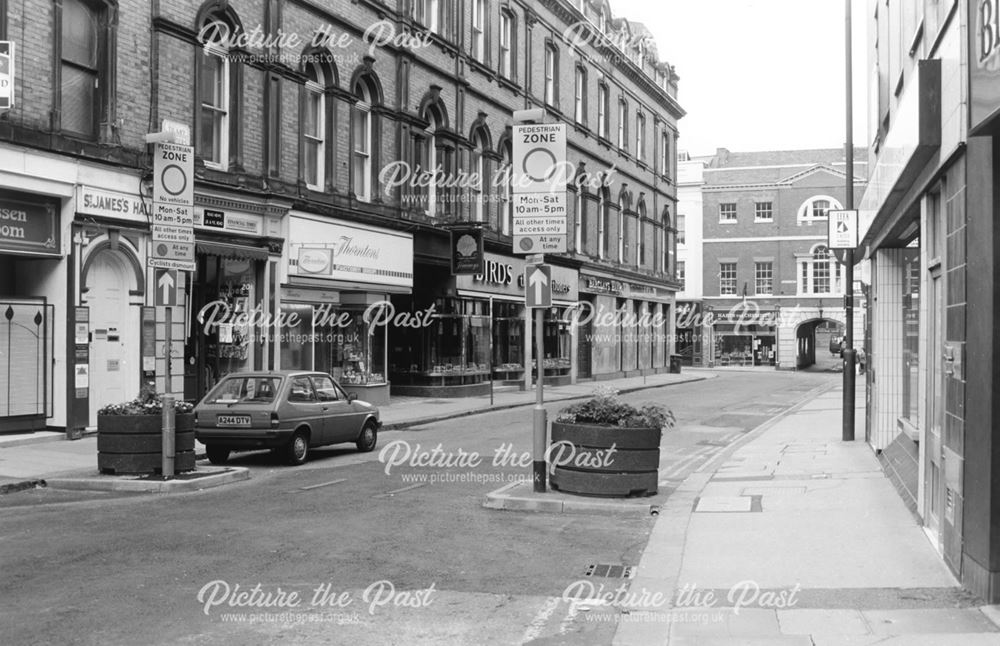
[584,564,635,579]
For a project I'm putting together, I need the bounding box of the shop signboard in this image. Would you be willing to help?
[450,225,484,275]
[287,214,413,289]
[0,189,60,256]
[511,123,567,254]
[456,252,577,302]
[972,0,1000,133]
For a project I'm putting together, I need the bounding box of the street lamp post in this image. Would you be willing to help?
[842,0,856,441]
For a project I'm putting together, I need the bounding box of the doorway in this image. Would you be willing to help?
[85,249,140,427]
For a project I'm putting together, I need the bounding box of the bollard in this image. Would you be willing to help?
[162,395,175,478]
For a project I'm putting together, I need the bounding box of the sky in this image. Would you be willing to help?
[610,0,869,157]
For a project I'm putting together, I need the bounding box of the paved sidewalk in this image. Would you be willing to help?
[0,369,710,490]
[606,384,1000,645]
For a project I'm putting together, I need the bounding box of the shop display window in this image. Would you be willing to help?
[202,257,258,382]
[279,303,387,385]
[492,301,524,373]
[390,297,492,385]
[538,307,572,374]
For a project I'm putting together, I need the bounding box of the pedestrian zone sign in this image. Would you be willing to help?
[827,209,858,249]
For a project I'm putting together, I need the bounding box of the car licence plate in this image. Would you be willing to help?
[217,415,252,427]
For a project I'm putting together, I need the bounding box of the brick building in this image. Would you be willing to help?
[0,0,682,434]
[697,148,866,369]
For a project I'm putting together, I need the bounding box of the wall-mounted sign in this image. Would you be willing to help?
[297,248,332,275]
[193,207,264,236]
[0,189,60,256]
[972,0,1000,132]
[0,41,14,110]
[76,186,149,220]
[456,252,578,302]
[450,226,484,275]
[287,214,413,289]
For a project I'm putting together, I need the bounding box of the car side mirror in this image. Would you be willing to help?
[348,393,358,402]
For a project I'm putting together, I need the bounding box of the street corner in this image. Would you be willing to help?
[45,465,251,494]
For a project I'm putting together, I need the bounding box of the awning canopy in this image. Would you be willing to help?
[195,240,269,261]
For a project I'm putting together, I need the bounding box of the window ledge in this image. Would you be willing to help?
[897,417,920,442]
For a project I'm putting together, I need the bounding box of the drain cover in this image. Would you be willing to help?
[584,563,635,579]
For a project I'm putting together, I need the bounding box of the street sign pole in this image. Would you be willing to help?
[533,302,546,492]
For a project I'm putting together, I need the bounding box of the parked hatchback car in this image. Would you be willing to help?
[194,371,381,466]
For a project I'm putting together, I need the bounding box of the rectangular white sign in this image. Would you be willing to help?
[287,214,414,288]
[514,234,567,254]
[827,209,859,249]
[0,41,14,110]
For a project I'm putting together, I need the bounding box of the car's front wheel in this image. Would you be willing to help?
[356,421,378,453]
[206,446,230,465]
[286,431,309,465]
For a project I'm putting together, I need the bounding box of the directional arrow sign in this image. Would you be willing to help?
[525,264,552,308]
[155,269,177,306]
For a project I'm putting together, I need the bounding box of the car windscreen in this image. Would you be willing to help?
[204,376,282,404]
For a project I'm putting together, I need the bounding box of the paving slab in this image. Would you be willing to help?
[776,609,869,635]
[863,608,1000,634]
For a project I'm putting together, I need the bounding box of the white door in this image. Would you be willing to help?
[86,250,140,427]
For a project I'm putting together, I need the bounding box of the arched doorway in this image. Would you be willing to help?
[84,248,140,426]
[794,318,845,370]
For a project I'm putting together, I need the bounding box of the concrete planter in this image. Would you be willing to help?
[97,413,195,475]
[549,421,661,497]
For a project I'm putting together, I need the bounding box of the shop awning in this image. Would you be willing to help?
[195,240,269,261]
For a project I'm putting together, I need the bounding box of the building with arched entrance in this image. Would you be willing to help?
[694,148,867,369]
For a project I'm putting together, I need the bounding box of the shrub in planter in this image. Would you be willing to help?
[550,387,675,497]
[97,384,196,475]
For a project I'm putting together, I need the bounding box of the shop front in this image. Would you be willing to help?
[674,301,704,366]
[278,213,413,405]
[0,189,60,433]
[703,303,777,367]
[577,273,674,379]
[390,253,578,396]
[185,199,284,402]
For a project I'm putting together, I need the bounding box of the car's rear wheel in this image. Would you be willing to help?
[356,421,378,453]
[286,431,309,465]
[206,446,230,465]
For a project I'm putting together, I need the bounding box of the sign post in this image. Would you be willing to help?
[149,140,195,273]
[513,109,565,492]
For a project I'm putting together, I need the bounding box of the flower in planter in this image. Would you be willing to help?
[555,386,675,429]
[97,383,194,416]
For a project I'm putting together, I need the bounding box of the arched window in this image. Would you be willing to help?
[352,76,379,202]
[597,81,609,138]
[798,244,842,294]
[635,112,645,161]
[470,127,490,223]
[574,189,585,252]
[196,4,242,170]
[574,66,587,124]
[417,100,448,217]
[302,62,326,190]
[797,195,842,222]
